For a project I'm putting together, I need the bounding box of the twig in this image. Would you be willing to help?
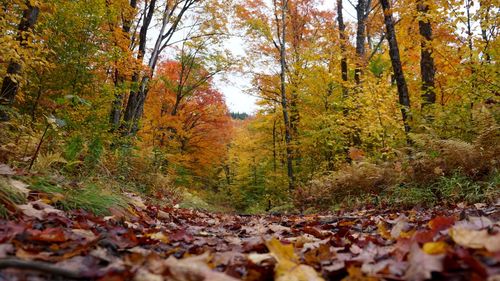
[28,122,49,171]
[0,258,93,279]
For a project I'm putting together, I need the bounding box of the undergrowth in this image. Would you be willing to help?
[294,128,500,212]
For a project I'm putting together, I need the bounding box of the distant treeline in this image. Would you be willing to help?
[230,112,250,120]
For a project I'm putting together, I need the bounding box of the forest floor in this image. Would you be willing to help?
[0,173,499,281]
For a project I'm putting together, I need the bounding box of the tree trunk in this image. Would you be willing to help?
[479,1,491,63]
[0,2,39,121]
[122,0,156,133]
[109,69,125,128]
[380,0,411,137]
[418,0,436,109]
[354,0,367,85]
[109,0,137,129]
[337,0,348,99]
[277,0,295,191]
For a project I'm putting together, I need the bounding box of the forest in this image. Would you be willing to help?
[0,0,499,280]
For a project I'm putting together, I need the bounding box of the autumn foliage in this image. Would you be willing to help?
[141,61,232,179]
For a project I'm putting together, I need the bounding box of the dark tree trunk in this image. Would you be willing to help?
[277,0,295,191]
[0,2,39,121]
[479,1,491,63]
[418,0,436,109]
[272,118,277,173]
[122,0,156,133]
[354,0,368,85]
[380,0,411,136]
[109,0,137,129]
[109,69,125,128]
[337,0,348,99]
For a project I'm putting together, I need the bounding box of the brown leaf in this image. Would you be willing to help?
[0,164,15,175]
[163,252,239,281]
[450,227,500,252]
[30,228,67,243]
[404,243,444,281]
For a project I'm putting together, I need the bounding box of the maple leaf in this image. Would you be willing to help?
[266,238,324,281]
[17,201,65,220]
[404,243,444,281]
[162,252,239,281]
[450,228,500,252]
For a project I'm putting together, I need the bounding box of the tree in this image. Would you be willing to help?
[0,0,40,120]
[141,60,232,181]
[354,0,371,85]
[109,0,138,129]
[122,0,227,134]
[336,0,348,99]
[276,0,295,191]
[417,0,436,110]
[380,0,411,137]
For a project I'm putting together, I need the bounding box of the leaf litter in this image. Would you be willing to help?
[0,186,499,280]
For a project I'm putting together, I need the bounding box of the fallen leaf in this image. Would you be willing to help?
[266,238,324,281]
[0,243,14,258]
[428,216,455,233]
[422,241,448,255]
[342,266,379,281]
[163,252,239,281]
[30,228,67,242]
[147,231,170,243]
[404,243,444,281]
[0,164,15,175]
[8,179,30,196]
[450,227,500,252]
[248,252,273,264]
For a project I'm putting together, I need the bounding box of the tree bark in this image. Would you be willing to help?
[277,0,295,191]
[337,0,348,99]
[0,1,39,121]
[418,0,436,109]
[109,0,137,129]
[122,0,156,133]
[479,0,492,63]
[354,0,368,85]
[122,0,199,135]
[380,0,411,137]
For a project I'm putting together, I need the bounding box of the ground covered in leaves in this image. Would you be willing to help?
[0,179,499,280]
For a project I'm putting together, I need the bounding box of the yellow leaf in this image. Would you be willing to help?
[341,266,380,281]
[423,241,448,255]
[146,232,169,243]
[377,222,392,240]
[266,238,324,281]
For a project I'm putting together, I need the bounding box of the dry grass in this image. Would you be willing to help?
[297,127,500,210]
[409,127,499,183]
[295,162,401,210]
